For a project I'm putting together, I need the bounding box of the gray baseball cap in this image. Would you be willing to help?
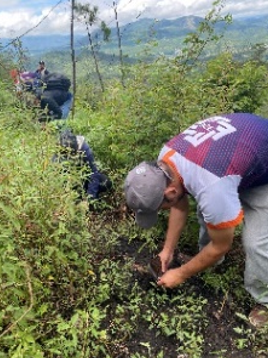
[124,161,167,229]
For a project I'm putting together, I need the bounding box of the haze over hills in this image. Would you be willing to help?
[2,14,268,64]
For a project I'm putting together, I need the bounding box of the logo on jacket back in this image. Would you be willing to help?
[183,116,237,147]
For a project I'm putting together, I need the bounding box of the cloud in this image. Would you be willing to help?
[90,0,268,27]
[0,0,19,7]
[117,0,189,21]
[0,1,73,38]
[0,10,35,37]
[1,0,268,38]
[224,0,268,17]
[78,0,216,30]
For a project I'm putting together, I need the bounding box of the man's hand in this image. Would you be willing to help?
[157,227,236,288]
[158,250,174,273]
[157,267,187,288]
[157,239,229,289]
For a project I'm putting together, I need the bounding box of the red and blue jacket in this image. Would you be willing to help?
[159,113,268,229]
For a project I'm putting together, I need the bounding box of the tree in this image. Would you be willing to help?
[70,0,76,119]
[74,2,111,92]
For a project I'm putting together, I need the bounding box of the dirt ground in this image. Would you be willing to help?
[111,236,268,358]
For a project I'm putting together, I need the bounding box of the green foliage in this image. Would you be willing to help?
[1,1,268,356]
[143,289,207,357]
[233,313,268,354]
[181,0,232,66]
[198,52,268,113]
[69,50,268,174]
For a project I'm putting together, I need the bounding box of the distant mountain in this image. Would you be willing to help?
[0,34,85,56]
[77,16,204,48]
[2,14,268,62]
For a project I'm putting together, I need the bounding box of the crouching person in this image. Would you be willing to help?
[53,129,112,205]
[124,113,268,329]
[38,72,72,121]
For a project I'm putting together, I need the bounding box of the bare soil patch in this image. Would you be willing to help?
[109,236,268,358]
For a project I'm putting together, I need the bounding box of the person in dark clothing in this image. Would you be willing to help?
[40,89,70,120]
[53,129,112,201]
[35,60,49,80]
[38,72,71,121]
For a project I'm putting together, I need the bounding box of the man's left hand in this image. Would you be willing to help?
[157,268,187,288]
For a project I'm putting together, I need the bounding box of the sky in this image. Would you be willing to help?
[1,0,268,39]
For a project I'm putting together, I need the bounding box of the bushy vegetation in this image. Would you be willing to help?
[1,1,268,357]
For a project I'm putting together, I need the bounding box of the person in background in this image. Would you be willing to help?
[37,72,71,120]
[124,112,268,329]
[11,70,40,106]
[10,68,20,86]
[53,129,112,202]
[19,71,38,90]
[35,60,49,80]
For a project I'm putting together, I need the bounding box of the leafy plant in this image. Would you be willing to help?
[1,1,268,356]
